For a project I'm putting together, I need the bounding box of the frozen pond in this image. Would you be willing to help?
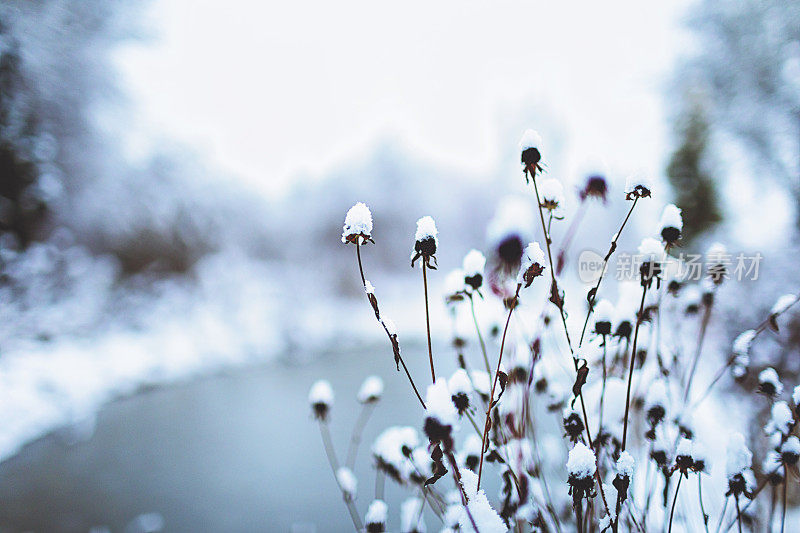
[0,344,448,532]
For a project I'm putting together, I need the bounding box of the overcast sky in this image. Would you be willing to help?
[113,0,693,197]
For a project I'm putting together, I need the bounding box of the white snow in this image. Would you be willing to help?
[658,203,683,231]
[676,437,692,458]
[357,375,384,404]
[691,441,708,471]
[469,370,490,398]
[486,196,534,247]
[766,401,793,436]
[518,129,543,152]
[415,216,439,243]
[637,237,664,261]
[759,367,784,395]
[462,249,486,278]
[373,426,420,470]
[444,269,467,296]
[538,178,564,208]
[567,442,596,478]
[308,380,334,407]
[733,330,757,356]
[425,379,458,427]
[341,202,373,243]
[364,280,376,295]
[726,432,752,478]
[463,434,483,458]
[593,299,614,324]
[336,467,357,498]
[794,385,800,406]
[400,498,426,533]
[365,499,388,526]
[706,243,728,263]
[517,242,546,284]
[771,293,798,316]
[457,469,507,533]
[782,436,800,456]
[383,318,398,336]
[617,451,635,478]
[448,369,472,396]
[644,380,668,412]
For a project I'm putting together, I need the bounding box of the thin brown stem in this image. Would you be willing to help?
[422,261,436,383]
[578,198,639,348]
[668,474,683,533]
[469,295,492,375]
[734,495,743,533]
[476,286,519,490]
[621,284,648,451]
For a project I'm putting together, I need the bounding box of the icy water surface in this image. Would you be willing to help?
[0,344,451,532]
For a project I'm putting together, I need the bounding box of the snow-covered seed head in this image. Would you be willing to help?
[336,467,357,501]
[706,242,728,286]
[487,197,533,276]
[675,438,694,473]
[372,426,419,483]
[358,376,384,404]
[538,178,564,211]
[593,299,614,336]
[580,173,608,203]
[423,379,458,450]
[308,380,334,421]
[765,401,793,437]
[562,406,585,442]
[616,451,635,480]
[519,129,543,171]
[448,369,472,415]
[650,438,670,468]
[365,500,388,533]
[566,442,597,505]
[637,237,664,285]
[658,204,683,245]
[463,434,483,471]
[400,497,426,533]
[781,436,800,466]
[470,370,491,403]
[726,432,753,497]
[411,216,438,268]
[517,242,546,288]
[444,268,467,304]
[462,249,486,292]
[624,174,652,200]
[758,367,784,398]
[794,385,800,415]
[644,381,668,438]
[342,202,374,244]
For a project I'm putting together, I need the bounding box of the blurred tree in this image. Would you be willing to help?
[682,0,800,230]
[665,96,722,246]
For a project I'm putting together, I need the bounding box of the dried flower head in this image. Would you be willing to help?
[706,243,728,285]
[674,437,694,474]
[781,436,800,466]
[448,369,472,415]
[365,500,388,533]
[538,178,564,211]
[423,379,458,451]
[637,237,664,286]
[519,129,544,175]
[580,174,608,203]
[562,406,585,442]
[593,299,614,336]
[658,203,683,246]
[411,216,438,268]
[517,242,546,288]
[624,174,652,200]
[308,380,334,421]
[358,375,384,404]
[566,442,597,507]
[342,202,374,244]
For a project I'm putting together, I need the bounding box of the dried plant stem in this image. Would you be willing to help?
[476,285,519,490]
[422,261,436,383]
[683,301,713,402]
[734,495,743,533]
[468,294,492,375]
[578,198,639,347]
[698,475,710,533]
[621,284,648,451]
[781,464,788,533]
[668,474,683,533]
[345,402,375,468]
[318,422,363,532]
[599,336,608,430]
[529,168,609,515]
[355,241,426,408]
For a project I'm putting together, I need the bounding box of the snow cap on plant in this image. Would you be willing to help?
[658,203,683,246]
[462,249,486,292]
[411,216,438,268]
[538,178,564,211]
[765,401,793,436]
[423,379,458,450]
[336,467,357,501]
[638,237,664,285]
[487,197,534,275]
[372,426,420,483]
[691,441,708,474]
[517,242,546,288]
[400,497,426,533]
[674,438,694,473]
[781,436,800,466]
[462,434,483,471]
[358,375,384,404]
[519,129,544,173]
[593,299,614,336]
[624,174,652,200]
[365,500,388,533]
[444,268,467,304]
[448,369,472,415]
[644,380,668,439]
[458,469,507,533]
[706,242,728,285]
[342,202,374,244]
[566,442,597,507]
[726,432,754,497]
[470,370,491,403]
[309,380,334,421]
[758,367,783,398]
